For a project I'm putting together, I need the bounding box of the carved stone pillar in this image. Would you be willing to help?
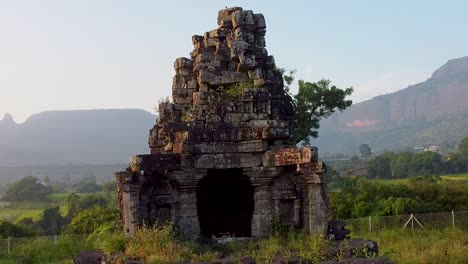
[302,162,328,235]
[174,170,202,240]
[251,183,273,237]
[176,186,200,239]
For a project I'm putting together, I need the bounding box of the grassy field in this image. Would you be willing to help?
[0,202,53,221]
[353,228,468,264]
[2,226,466,264]
[371,173,468,185]
[0,192,96,222]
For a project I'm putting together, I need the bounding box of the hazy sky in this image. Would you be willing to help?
[1,0,467,123]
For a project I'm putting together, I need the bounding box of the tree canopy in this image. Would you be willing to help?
[1,176,52,202]
[359,144,372,159]
[279,69,353,145]
[460,135,468,156]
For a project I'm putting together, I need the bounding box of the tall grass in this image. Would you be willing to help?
[356,228,468,264]
[125,224,329,264]
[125,224,219,263]
[0,235,90,264]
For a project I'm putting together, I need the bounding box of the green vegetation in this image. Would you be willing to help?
[0,176,116,238]
[0,202,51,221]
[1,176,52,203]
[124,224,328,263]
[293,79,353,145]
[0,219,34,238]
[359,144,372,159]
[367,135,468,179]
[63,206,118,234]
[0,235,90,264]
[330,175,468,220]
[1,172,466,263]
[219,68,354,146]
[352,229,468,264]
[220,79,256,99]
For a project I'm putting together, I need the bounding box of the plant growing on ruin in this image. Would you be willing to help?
[180,108,191,122]
[220,79,256,99]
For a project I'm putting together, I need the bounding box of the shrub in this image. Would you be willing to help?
[3,235,90,263]
[63,206,118,234]
[86,223,126,254]
[125,224,200,263]
[0,219,34,238]
[1,176,52,202]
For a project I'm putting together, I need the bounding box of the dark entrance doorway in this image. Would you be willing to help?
[197,169,254,238]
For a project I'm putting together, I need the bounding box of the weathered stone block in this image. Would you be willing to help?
[183,140,267,154]
[174,57,193,70]
[204,37,219,47]
[173,96,191,104]
[217,7,242,26]
[214,152,263,168]
[181,154,195,168]
[173,88,188,97]
[254,13,266,29]
[130,154,180,173]
[225,113,269,123]
[194,154,215,168]
[262,148,312,167]
[198,70,249,85]
[229,40,250,60]
[238,54,256,70]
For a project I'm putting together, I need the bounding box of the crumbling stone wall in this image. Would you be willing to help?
[115,7,328,240]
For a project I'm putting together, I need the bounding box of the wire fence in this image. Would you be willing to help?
[345,211,468,236]
[0,234,88,256]
[1,211,467,256]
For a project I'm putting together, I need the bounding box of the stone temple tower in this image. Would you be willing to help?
[115,7,328,240]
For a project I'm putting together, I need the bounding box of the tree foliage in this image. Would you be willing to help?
[0,219,34,238]
[37,206,65,235]
[359,144,372,159]
[292,79,353,145]
[459,135,468,156]
[63,206,118,234]
[367,147,466,179]
[330,177,468,219]
[277,68,354,145]
[367,152,396,179]
[1,176,52,202]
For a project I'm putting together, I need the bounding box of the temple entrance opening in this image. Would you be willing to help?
[196,169,254,238]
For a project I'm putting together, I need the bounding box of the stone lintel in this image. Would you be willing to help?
[194,152,263,169]
[262,147,313,167]
[183,140,267,154]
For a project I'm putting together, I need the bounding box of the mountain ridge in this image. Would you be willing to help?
[316,56,468,154]
[0,109,157,166]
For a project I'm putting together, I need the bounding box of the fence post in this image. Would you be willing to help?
[452,210,455,229]
[411,214,414,231]
[7,239,10,255]
[368,216,372,233]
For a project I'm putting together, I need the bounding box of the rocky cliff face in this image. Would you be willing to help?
[316,56,468,153]
[323,56,468,130]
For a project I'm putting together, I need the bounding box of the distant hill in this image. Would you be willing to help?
[0,109,156,166]
[315,56,468,154]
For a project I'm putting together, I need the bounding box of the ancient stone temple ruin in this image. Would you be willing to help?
[115,7,328,240]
